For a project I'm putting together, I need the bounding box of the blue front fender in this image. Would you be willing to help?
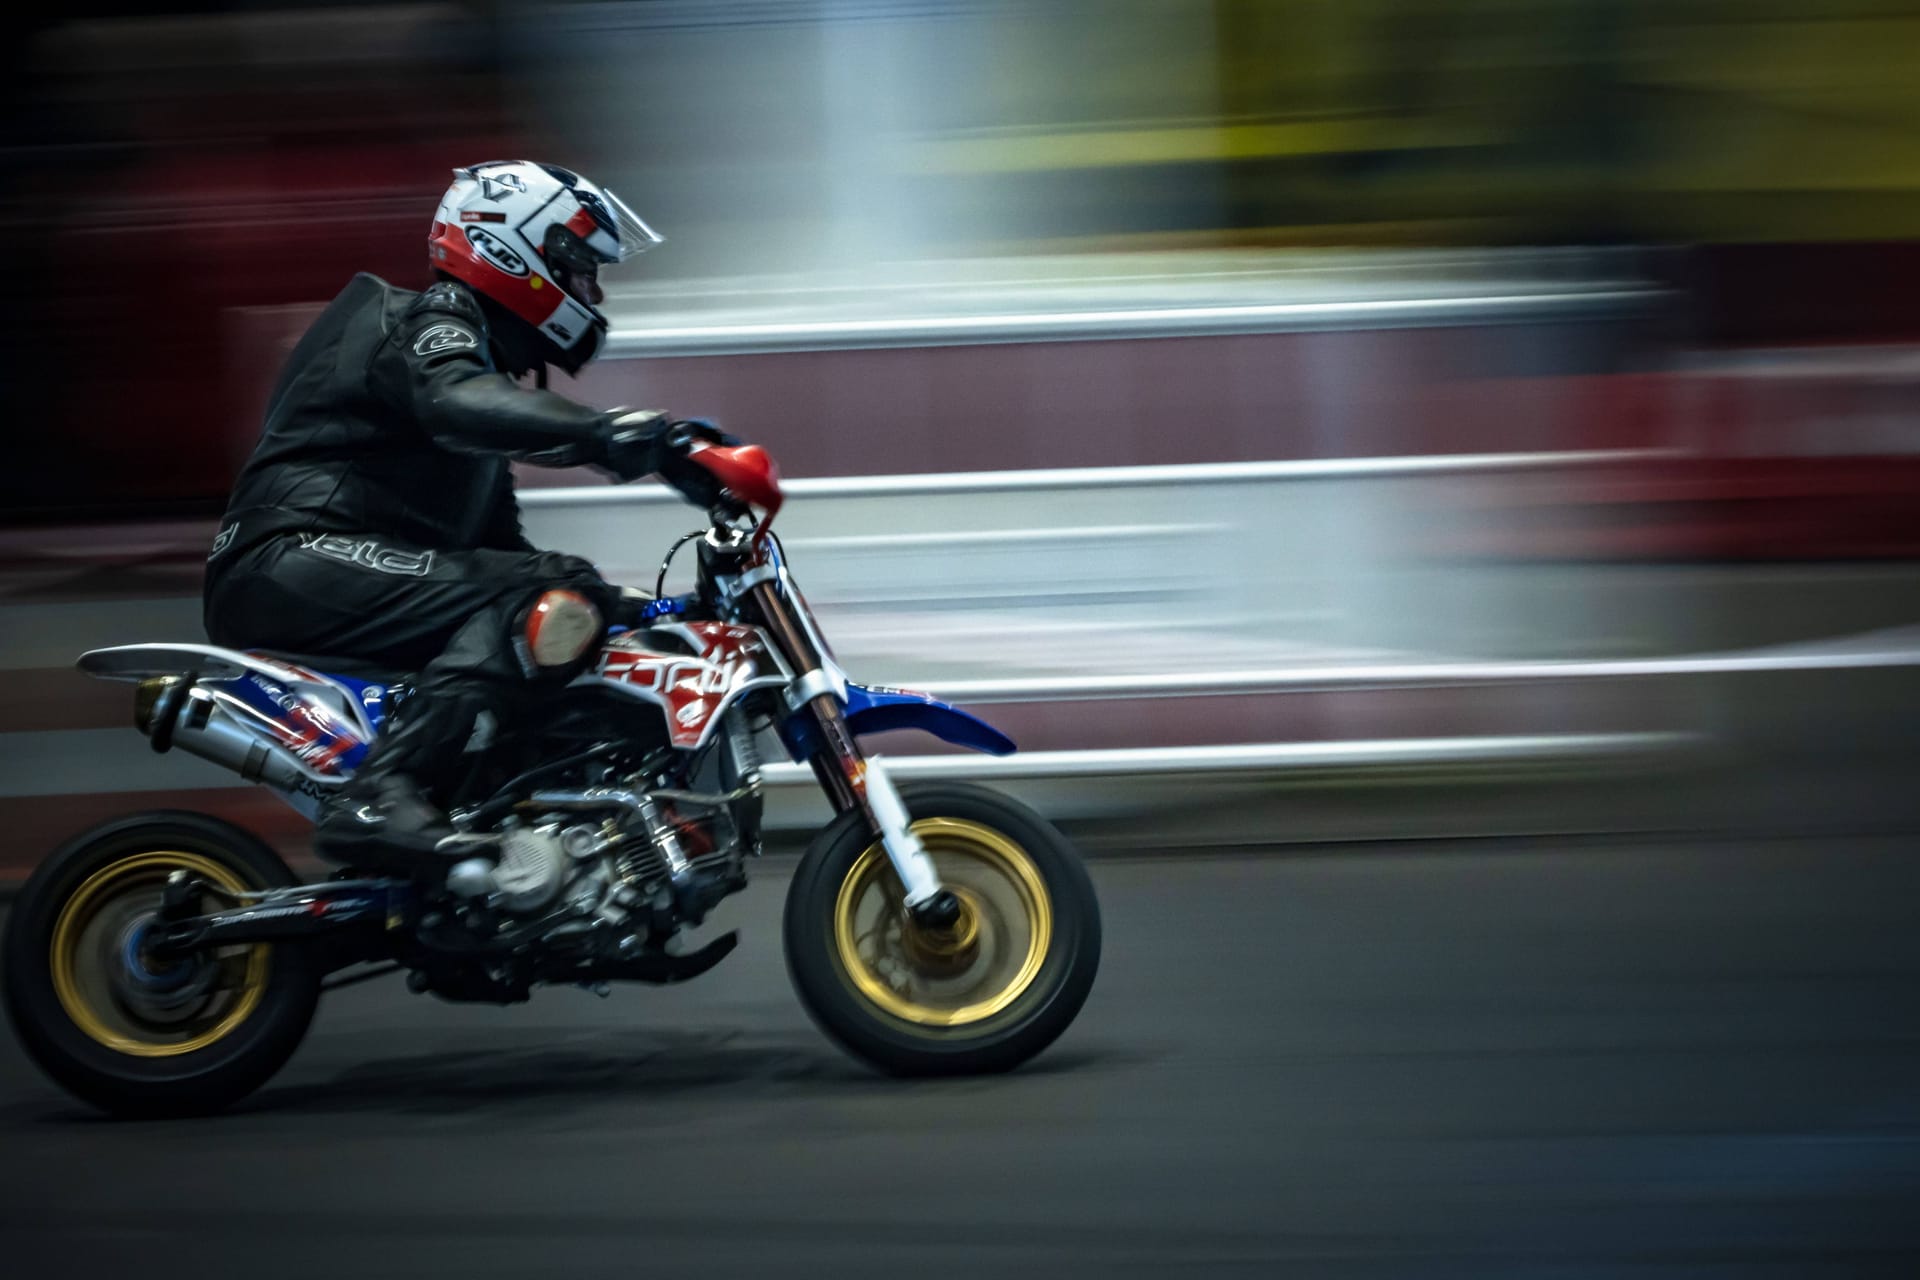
[843,683,1016,756]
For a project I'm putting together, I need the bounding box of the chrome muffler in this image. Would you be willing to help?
[135,676,338,794]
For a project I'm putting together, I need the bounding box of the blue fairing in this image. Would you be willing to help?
[218,669,376,771]
[843,683,1016,756]
[328,673,400,736]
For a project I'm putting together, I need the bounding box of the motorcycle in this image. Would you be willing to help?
[2,437,1101,1117]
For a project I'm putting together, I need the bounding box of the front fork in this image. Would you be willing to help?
[746,579,961,929]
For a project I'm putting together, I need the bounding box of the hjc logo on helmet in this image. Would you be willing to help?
[465,226,529,277]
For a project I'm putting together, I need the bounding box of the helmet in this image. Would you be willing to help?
[428,160,661,376]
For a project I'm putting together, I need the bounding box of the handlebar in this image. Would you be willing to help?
[662,418,738,450]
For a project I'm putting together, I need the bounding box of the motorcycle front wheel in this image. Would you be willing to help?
[3,811,321,1117]
[784,783,1100,1075]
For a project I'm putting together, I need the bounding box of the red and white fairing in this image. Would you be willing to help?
[587,622,790,749]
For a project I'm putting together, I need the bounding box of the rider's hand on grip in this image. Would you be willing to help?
[662,418,741,450]
[658,418,746,511]
[597,410,744,510]
[656,448,728,511]
[595,408,672,482]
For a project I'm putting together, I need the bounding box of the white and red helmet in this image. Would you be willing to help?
[428,160,661,374]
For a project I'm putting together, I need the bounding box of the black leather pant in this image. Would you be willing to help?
[204,532,613,803]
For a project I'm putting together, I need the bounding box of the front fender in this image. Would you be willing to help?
[844,683,1016,756]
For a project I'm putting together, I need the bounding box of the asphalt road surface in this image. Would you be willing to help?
[3,838,1919,1279]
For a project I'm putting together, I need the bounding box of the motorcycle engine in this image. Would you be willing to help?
[492,825,570,914]
[446,823,576,915]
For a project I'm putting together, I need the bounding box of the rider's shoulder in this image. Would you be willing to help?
[350,274,487,332]
[364,276,490,356]
[406,278,487,326]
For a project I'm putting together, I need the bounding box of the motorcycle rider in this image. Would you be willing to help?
[204,160,724,878]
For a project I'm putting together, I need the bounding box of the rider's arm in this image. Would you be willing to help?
[370,283,613,468]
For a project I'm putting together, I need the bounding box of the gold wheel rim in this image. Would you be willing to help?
[832,818,1053,1028]
[49,851,270,1058]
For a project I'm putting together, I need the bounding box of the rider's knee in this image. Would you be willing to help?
[511,587,604,680]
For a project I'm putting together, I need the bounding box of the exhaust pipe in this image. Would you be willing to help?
[135,676,336,793]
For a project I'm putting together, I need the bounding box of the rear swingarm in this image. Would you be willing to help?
[148,874,408,964]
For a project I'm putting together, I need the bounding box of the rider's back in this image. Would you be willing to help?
[215,273,515,561]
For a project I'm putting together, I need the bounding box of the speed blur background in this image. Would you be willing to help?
[4,2,1920,1275]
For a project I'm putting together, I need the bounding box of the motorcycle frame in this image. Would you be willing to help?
[123,459,1013,957]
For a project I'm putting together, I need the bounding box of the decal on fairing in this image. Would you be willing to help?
[224,671,370,775]
[591,622,786,750]
[210,655,385,777]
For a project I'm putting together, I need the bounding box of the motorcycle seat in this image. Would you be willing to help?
[249,649,415,686]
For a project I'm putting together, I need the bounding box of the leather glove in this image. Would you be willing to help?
[597,411,746,511]
[664,417,742,448]
[594,408,673,482]
[656,448,726,510]
[655,419,745,510]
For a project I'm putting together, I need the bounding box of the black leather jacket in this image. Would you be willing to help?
[211,274,612,562]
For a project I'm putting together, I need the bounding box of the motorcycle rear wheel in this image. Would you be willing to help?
[3,811,320,1117]
[784,783,1100,1075]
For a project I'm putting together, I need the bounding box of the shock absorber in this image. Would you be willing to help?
[726,712,763,790]
[742,577,958,928]
[724,711,765,853]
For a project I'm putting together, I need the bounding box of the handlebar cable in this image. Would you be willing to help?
[654,529,705,599]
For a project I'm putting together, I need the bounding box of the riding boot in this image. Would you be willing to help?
[313,689,491,877]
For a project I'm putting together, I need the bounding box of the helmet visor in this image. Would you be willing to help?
[576,186,663,264]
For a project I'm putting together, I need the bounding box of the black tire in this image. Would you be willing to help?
[3,811,321,1118]
[784,783,1100,1076]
